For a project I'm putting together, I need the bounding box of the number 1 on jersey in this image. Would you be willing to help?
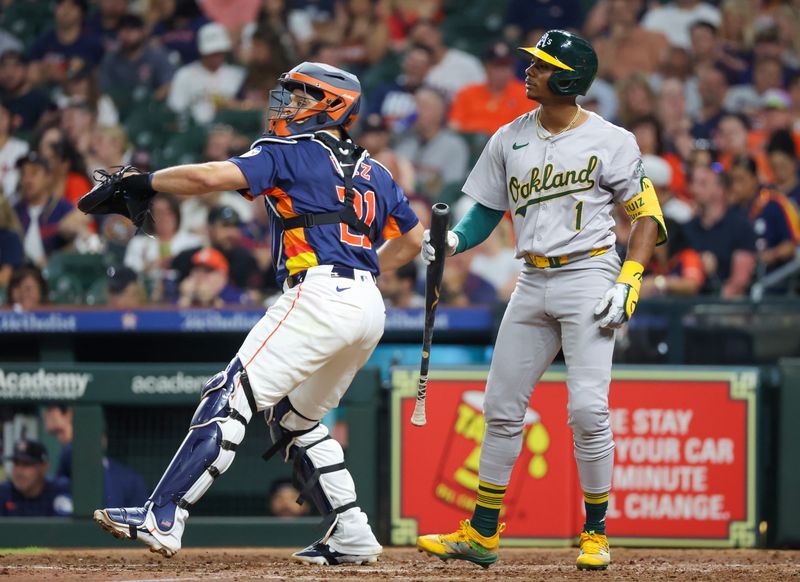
[336,186,376,249]
[574,201,584,231]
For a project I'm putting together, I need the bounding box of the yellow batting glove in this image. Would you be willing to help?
[593,260,644,329]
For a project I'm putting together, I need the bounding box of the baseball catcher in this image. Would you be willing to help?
[86,62,424,564]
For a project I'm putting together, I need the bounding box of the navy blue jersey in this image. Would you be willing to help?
[229,133,419,286]
[0,477,72,517]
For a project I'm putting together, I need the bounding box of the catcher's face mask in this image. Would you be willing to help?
[266,68,361,136]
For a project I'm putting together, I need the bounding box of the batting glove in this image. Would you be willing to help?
[421,229,459,265]
[594,260,644,329]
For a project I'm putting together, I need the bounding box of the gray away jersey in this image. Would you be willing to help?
[463,110,644,258]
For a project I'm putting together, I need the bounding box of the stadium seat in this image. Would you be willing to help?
[84,276,109,306]
[158,125,208,167]
[44,252,110,296]
[459,132,491,167]
[124,101,178,154]
[213,109,264,135]
[47,273,84,305]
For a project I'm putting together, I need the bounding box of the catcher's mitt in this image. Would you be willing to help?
[78,166,157,234]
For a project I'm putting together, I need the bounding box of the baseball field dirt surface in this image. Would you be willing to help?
[0,547,798,581]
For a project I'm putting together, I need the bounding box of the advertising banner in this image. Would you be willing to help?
[391,368,758,548]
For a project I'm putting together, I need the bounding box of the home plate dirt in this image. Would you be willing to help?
[0,547,798,581]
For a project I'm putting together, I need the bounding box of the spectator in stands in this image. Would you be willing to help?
[640,218,705,297]
[727,155,800,277]
[467,219,521,303]
[448,42,534,136]
[503,0,583,44]
[167,22,246,125]
[653,78,697,166]
[0,196,23,291]
[684,165,756,297]
[408,20,485,99]
[642,154,693,224]
[241,0,311,63]
[267,478,311,518]
[688,20,748,85]
[13,152,86,267]
[173,205,262,294]
[83,0,128,52]
[56,63,119,129]
[749,90,799,160]
[60,99,96,160]
[726,56,786,115]
[356,113,415,194]
[42,405,148,507]
[378,261,424,308]
[395,87,468,199]
[365,42,433,131]
[328,0,390,74]
[714,113,759,174]
[6,265,48,310]
[151,0,209,66]
[0,100,29,201]
[0,51,54,132]
[235,26,290,109]
[177,247,249,307]
[34,125,93,208]
[592,0,670,83]
[789,74,800,129]
[0,439,72,517]
[179,128,254,237]
[99,14,176,103]
[0,30,23,58]
[641,0,721,50]
[440,249,496,306]
[743,25,799,88]
[106,265,145,309]
[86,125,130,182]
[630,116,688,199]
[124,192,203,275]
[767,129,800,207]
[692,64,730,140]
[27,0,104,86]
[615,72,656,129]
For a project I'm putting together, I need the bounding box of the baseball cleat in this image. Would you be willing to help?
[576,530,611,570]
[416,519,506,568]
[93,505,181,558]
[292,539,380,565]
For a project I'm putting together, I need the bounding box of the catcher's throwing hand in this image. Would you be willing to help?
[78,166,158,234]
[421,229,458,265]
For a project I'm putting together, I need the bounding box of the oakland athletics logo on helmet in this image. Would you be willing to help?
[518,30,598,96]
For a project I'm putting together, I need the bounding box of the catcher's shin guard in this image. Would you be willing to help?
[147,357,257,536]
[264,397,381,557]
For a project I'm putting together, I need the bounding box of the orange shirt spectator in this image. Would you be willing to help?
[449,42,536,135]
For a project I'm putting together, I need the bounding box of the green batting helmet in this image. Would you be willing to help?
[519,30,598,96]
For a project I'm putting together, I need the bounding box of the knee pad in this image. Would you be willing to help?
[263,397,358,532]
[148,357,257,532]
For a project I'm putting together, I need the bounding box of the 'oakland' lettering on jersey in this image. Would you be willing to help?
[509,155,599,216]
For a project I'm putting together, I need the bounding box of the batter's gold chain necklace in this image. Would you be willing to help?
[535,105,582,140]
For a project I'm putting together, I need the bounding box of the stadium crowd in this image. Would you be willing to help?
[1,0,800,310]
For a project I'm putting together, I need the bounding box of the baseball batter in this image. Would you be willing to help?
[417,30,666,570]
[89,62,423,564]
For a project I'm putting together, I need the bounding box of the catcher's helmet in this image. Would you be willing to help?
[267,62,362,136]
[518,30,598,96]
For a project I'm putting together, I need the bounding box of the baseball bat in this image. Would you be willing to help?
[411,203,450,426]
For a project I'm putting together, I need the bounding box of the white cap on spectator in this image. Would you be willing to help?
[642,154,672,188]
[198,23,232,56]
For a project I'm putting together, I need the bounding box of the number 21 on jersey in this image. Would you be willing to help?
[336,186,376,249]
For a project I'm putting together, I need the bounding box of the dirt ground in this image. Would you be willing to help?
[0,547,799,581]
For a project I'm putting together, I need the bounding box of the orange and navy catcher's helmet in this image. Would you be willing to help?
[267,62,362,137]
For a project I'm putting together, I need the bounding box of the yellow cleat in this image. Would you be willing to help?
[416,520,506,568]
[576,531,611,570]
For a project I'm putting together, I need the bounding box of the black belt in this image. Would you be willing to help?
[287,266,375,289]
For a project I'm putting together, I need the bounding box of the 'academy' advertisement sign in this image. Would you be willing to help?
[391,368,758,548]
